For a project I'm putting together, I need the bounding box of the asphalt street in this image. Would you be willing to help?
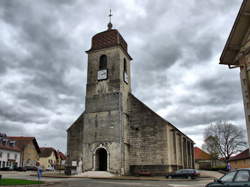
[0,171,212,187]
[46,178,211,187]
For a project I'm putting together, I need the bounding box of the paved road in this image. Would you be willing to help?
[49,178,211,187]
[0,171,212,187]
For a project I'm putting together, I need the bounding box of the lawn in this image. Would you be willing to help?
[0,178,43,186]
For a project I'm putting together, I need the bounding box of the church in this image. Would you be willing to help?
[67,18,194,175]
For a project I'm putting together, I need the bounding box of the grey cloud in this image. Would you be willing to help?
[0,0,244,152]
[0,123,26,136]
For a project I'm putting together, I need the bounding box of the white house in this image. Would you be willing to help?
[0,133,21,169]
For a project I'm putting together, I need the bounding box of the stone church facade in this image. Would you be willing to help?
[67,22,194,175]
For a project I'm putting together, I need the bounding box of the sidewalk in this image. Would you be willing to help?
[30,170,222,181]
[198,170,223,179]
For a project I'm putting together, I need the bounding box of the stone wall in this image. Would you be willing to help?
[128,93,194,174]
[67,113,84,163]
[128,94,169,174]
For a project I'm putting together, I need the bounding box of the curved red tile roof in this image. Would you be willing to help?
[86,29,132,60]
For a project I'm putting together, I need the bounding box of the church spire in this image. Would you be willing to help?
[107,9,113,30]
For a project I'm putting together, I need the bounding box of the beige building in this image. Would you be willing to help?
[67,20,194,175]
[39,147,58,170]
[220,0,250,147]
[194,147,213,169]
[8,136,40,167]
[229,149,250,169]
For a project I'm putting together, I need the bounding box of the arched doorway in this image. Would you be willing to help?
[95,148,107,171]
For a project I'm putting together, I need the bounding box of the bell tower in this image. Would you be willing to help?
[85,22,132,100]
[82,13,132,175]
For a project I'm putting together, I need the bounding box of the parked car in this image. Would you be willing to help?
[15,167,27,172]
[206,168,250,187]
[166,169,200,179]
[24,166,37,171]
[0,167,10,171]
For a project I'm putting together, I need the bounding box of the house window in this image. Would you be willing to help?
[123,58,127,73]
[0,161,2,168]
[15,154,17,160]
[0,152,2,158]
[99,55,107,70]
[7,153,10,159]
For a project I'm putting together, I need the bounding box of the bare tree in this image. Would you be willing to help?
[202,121,247,161]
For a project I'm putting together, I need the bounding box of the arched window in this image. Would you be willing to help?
[99,55,107,70]
[123,58,127,73]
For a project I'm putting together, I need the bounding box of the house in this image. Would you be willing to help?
[229,149,250,169]
[8,136,40,167]
[56,151,66,170]
[0,133,21,169]
[39,147,58,170]
[194,147,213,169]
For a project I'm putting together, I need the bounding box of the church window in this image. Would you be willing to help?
[99,55,107,70]
[123,58,127,73]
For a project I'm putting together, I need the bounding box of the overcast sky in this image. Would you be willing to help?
[0,0,245,153]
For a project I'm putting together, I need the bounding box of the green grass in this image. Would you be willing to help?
[0,178,43,186]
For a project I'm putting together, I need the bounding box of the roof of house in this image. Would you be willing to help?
[39,147,58,158]
[8,136,40,153]
[229,149,250,161]
[0,143,21,152]
[58,151,66,160]
[220,0,250,66]
[194,147,212,160]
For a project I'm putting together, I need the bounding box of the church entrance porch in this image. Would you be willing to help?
[95,148,107,171]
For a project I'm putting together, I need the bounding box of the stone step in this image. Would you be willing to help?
[77,171,116,177]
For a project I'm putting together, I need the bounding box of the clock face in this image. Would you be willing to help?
[97,69,107,80]
[124,72,128,83]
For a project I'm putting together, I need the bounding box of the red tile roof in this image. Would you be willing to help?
[229,149,250,161]
[86,29,132,60]
[40,147,58,158]
[194,147,212,160]
[8,136,35,141]
[0,143,21,152]
[8,136,40,153]
[58,152,66,160]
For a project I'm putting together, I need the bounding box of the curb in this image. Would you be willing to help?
[30,174,213,181]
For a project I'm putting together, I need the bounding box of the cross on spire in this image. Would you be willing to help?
[108,9,112,23]
[107,9,113,30]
